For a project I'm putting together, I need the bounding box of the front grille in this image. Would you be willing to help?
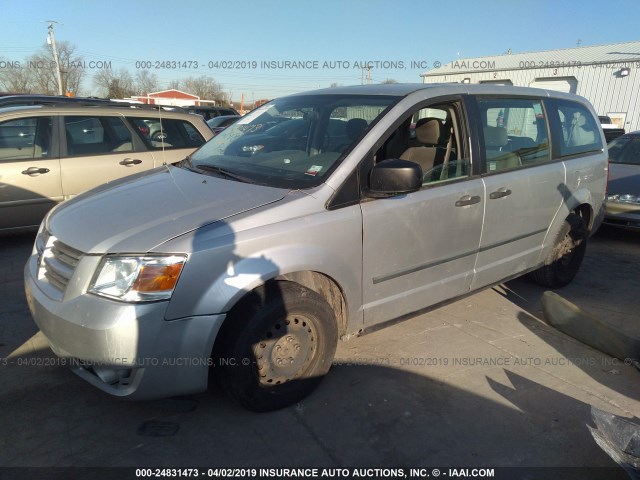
[42,239,83,292]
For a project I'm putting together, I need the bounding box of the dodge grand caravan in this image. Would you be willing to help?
[24,84,607,411]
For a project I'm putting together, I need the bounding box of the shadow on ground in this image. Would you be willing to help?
[490,225,640,400]
[0,230,635,479]
[499,225,640,338]
[0,346,629,480]
[0,232,38,356]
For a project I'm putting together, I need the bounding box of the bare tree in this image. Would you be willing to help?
[134,70,159,95]
[181,75,224,103]
[167,79,181,90]
[25,51,58,94]
[57,42,84,94]
[92,68,115,96]
[0,58,33,93]
[93,67,135,98]
[0,41,85,95]
[25,41,85,95]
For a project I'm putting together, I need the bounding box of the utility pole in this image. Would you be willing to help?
[46,20,64,95]
[361,65,372,85]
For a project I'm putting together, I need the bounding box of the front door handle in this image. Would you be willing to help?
[21,167,50,176]
[455,195,481,207]
[119,158,143,166]
[489,188,512,200]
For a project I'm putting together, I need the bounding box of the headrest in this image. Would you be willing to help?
[415,118,442,145]
[346,118,368,140]
[483,126,508,147]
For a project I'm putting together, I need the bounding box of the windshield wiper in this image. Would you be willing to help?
[178,154,194,168]
[193,163,258,184]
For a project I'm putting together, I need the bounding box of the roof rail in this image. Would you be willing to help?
[35,102,187,112]
[0,95,186,112]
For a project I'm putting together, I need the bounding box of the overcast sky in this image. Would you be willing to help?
[1,0,639,100]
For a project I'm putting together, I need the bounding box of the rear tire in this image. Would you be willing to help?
[530,213,588,288]
[212,281,338,412]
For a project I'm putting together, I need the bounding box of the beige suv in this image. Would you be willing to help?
[0,104,213,233]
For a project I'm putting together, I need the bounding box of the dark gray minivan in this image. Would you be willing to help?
[25,84,607,411]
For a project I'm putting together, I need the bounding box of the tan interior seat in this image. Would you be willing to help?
[484,126,521,171]
[400,118,446,174]
[112,142,133,152]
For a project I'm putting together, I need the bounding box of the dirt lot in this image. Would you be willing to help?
[1,226,638,479]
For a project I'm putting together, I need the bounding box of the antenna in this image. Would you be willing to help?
[156,102,167,165]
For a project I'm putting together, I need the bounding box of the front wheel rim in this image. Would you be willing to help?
[253,315,318,386]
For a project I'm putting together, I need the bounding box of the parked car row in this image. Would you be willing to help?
[0,95,245,233]
[206,114,241,136]
[185,105,239,120]
[0,101,213,232]
[598,115,626,142]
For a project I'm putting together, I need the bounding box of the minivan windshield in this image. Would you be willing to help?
[608,135,640,165]
[188,94,398,188]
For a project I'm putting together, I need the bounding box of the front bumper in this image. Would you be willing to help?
[604,202,640,230]
[24,252,226,400]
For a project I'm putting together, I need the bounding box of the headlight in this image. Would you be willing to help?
[606,194,640,205]
[35,225,50,259]
[89,255,186,302]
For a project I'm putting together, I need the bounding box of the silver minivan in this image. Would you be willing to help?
[24,84,607,411]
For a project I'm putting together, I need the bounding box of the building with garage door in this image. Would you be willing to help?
[127,89,213,107]
[421,41,640,132]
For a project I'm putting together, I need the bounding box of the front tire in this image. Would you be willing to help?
[531,213,588,288]
[212,281,338,412]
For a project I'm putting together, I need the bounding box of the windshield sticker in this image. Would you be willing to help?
[305,165,323,176]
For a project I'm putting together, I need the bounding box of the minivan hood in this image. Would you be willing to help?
[48,166,288,253]
[608,163,640,196]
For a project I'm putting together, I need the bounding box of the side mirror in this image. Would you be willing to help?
[367,159,422,197]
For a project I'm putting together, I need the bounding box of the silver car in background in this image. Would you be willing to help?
[25,84,607,411]
[604,131,640,229]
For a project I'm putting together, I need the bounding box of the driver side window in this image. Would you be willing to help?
[375,102,469,186]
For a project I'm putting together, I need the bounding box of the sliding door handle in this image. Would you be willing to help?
[455,195,481,207]
[489,188,512,200]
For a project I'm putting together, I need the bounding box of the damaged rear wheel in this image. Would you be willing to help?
[530,213,588,288]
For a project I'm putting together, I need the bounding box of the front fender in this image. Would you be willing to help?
[210,243,359,314]
[163,205,363,323]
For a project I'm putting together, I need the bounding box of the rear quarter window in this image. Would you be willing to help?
[552,100,603,157]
